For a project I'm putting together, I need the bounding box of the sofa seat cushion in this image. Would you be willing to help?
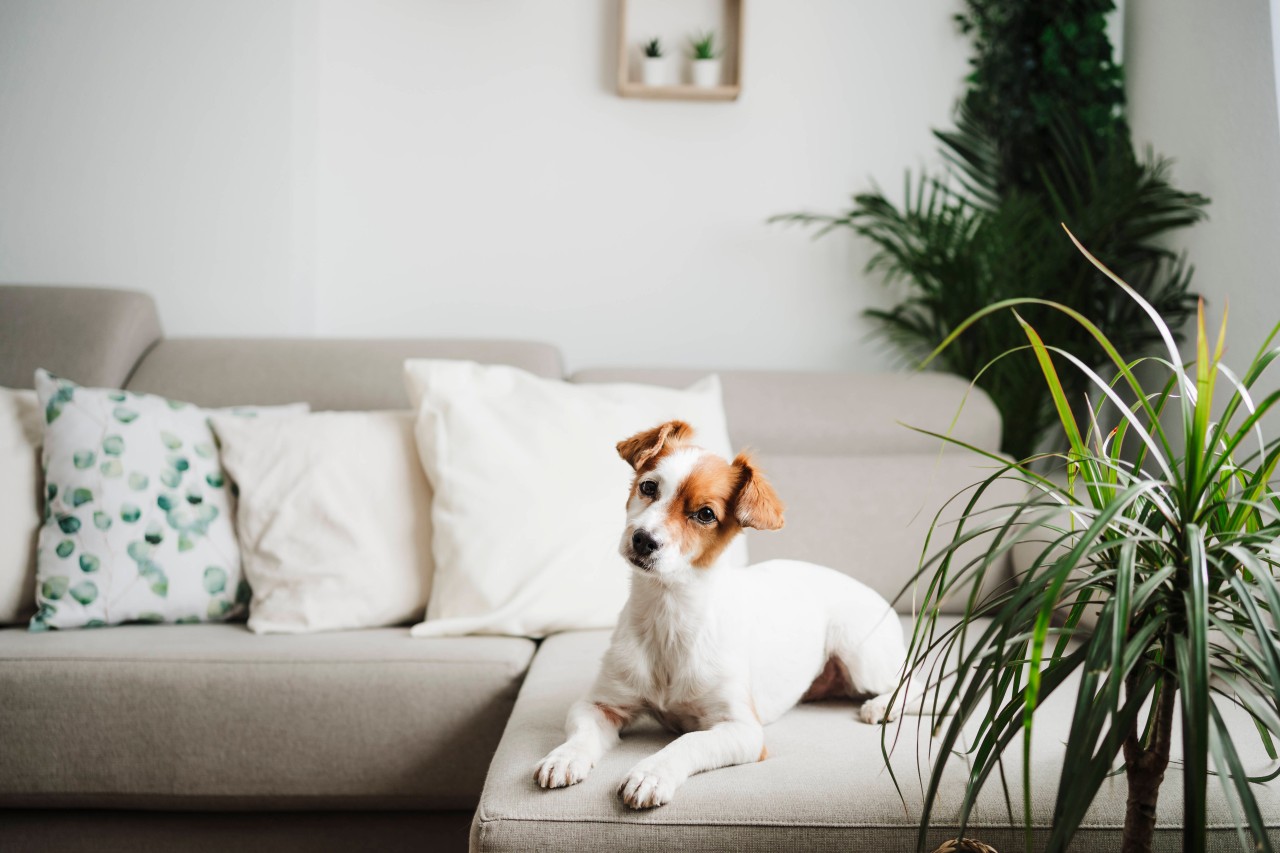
[473,625,1280,852]
[0,624,535,810]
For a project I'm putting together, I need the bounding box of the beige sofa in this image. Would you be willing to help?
[1,285,1275,852]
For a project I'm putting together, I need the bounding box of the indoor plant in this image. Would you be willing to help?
[641,37,666,86]
[772,0,1208,461]
[894,230,1280,853]
[688,30,721,87]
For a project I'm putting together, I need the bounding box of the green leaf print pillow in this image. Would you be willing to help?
[32,370,307,630]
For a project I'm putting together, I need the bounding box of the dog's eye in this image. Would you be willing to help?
[639,480,658,497]
[695,507,717,524]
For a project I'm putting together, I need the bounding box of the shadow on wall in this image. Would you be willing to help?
[600,0,620,94]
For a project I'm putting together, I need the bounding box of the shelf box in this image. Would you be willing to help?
[616,0,744,101]
[617,82,741,101]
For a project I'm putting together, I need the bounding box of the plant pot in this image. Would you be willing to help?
[641,57,668,87]
[690,59,721,87]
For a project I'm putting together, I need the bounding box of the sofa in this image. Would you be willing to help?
[1,285,1276,853]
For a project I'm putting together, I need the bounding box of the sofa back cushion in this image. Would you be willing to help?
[571,369,1014,612]
[127,339,563,409]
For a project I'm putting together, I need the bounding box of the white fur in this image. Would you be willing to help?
[534,444,913,809]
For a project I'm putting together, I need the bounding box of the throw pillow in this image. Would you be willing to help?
[0,388,42,624]
[211,411,434,634]
[403,360,745,639]
[32,369,306,630]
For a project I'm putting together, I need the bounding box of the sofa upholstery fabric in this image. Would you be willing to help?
[0,624,535,810]
[127,339,563,410]
[0,286,161,390]
[571,369,1003,455]
[472,626,1280,852]
[0,809,475,853]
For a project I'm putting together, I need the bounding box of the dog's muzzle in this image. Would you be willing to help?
[626,529,661,570]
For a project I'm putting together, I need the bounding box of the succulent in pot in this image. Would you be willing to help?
[688,30,721,87]
[640,37,667,86]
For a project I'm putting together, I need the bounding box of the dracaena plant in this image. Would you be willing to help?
[893,231,1280,853]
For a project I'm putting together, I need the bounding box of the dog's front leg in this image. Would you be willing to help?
[619,717,764,809]
[535,699,630,789]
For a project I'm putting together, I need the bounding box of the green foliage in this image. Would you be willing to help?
[688,30,718,60]
[771,0,1207,460]
[957,0,1125,196]
[893,235,1280,853]
[643,37,663,59]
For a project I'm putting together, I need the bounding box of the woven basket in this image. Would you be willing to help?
[930,839,998,853]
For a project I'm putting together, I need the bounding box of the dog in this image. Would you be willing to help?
[533,420,910,809]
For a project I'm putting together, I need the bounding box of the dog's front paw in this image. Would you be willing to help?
[859,694,897,724]
[534,746,594,789]
[618,764,683,809]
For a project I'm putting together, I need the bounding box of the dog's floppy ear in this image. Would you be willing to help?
[731,452,785,531]
[617,420,694,471]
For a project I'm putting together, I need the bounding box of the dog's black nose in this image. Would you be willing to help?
[631,529,660,557]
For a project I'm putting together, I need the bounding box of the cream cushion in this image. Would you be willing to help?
[403,361,744,639]
[0,388,41,624]
[212,411,434,634]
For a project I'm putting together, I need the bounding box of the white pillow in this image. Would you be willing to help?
[0,388,41,624]
[32,370,307,630]
[404,360,745,639]
[212,411,434,634]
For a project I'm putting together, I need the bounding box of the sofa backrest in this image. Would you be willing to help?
[0,285,161,390]
[126,339,563,409]
[572,369,1016,613]
[2,284,1014,614]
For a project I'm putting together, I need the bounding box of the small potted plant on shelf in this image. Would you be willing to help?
[688,30,721,87]
[641,37,666,86]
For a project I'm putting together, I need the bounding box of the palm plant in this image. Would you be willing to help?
[775,112,1206,462]
[772,0,1209,461]
[894,231,1280,853]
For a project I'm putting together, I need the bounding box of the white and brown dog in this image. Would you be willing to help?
[534,420,909,809]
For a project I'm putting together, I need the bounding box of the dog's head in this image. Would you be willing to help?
[616,420,784,581]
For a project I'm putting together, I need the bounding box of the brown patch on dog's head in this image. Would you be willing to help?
[616,420,693,472]
[655,450,786,569]
[730,452,785,532]
[666,454,743,568]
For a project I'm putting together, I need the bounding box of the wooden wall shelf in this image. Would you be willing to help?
[616,0,744,102]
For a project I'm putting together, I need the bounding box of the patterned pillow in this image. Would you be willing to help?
[32,370,306,630]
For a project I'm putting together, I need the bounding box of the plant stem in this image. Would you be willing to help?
[1121,670,1177,853]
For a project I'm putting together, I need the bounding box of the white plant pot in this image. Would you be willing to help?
[641,57,668,87]
[690,59,721,87]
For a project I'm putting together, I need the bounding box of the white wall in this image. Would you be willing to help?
[0,0,300,334]
[1,0,968,372]
[1126,0,1280,396]
[6,2,1273,378]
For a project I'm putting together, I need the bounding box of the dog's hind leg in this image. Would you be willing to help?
[825,610,920,724]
